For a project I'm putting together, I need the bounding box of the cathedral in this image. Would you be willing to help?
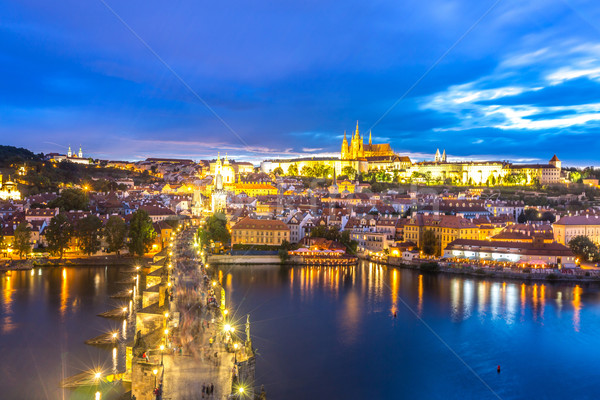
[340,122,395,160]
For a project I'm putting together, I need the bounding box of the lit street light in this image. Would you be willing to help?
[153,368,158,387]
[160,344,165,365]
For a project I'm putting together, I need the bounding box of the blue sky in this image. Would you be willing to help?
[1,0,600,165]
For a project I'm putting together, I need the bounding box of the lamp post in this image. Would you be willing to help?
[160,344,165,365]
[153,368,158,388]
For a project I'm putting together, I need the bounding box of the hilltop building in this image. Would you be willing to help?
[0,175,21,201]
[49,145,91,165]
[262,121,564,187]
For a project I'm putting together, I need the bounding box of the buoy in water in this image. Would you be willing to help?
[497,365,501,373]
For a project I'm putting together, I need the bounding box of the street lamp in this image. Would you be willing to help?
[112,331,118,341]
[160,344,165,365]
[153,368,158,387]
[164,328,169,336]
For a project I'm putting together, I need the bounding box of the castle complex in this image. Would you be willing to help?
[261,122,564,185]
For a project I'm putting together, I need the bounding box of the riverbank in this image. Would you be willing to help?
[0,255,147,271]
[371,257,600,285]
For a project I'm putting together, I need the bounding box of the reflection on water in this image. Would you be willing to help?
[221,262,600,400]
[2,274,14,333]
[244,263,593,333]
[0,266,130,400]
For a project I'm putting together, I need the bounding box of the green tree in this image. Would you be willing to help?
[342,166,357,180]
[128,210,156,256]
[570,171,582,183]
[340,230,358,254]
[48,188,89,211]
[75,214,103,255]
[105,215,127,255]
[45,213,73,259]
[300,165,314,177]
[14,222,32,259]
[272,167,284,176]
[197,212,230,249]
[422,229,437,256]
[287,164,298,176]
[568,235,599,262]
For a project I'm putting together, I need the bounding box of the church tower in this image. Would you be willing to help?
[67,145,72,158]
[434,149,441,162]
[341,131,349,160]
[78,146,83,158]
[442,149,447,162]
[369,130,372,146]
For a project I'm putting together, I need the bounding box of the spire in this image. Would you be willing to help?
[355,120,359,139]
[442,149,446,162]
[435,149,441,162]
[369,130,372,145]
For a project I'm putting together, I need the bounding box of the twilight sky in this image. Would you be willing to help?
[1,0,600,165]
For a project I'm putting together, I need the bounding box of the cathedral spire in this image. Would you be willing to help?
[355,120,359,139]
[369,130,372,145]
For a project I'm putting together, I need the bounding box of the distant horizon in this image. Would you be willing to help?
[22,143,599,169]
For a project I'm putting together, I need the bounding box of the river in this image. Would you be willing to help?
[2,263,600,399]
[217,262,600,400]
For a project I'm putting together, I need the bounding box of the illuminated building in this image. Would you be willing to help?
[404,214,479,254]
[553,214,600,246]
[260,122,563,186]
[0,175,20,201]
[231,217,290,245]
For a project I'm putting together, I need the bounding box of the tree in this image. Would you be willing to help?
[272,167,284,176]
[300,165,314,177]
[422,229,437,256]
[128,210,156,256]
[75,214,103,255]
[287,164,298,176]
[197,212,230,249]
[340,230,358,254]
[45,213,73,259]
[48,188,89,211]
[13,222,32,259]
[342,166,357,180]
[105,215,127,255]
[568,235,599,262]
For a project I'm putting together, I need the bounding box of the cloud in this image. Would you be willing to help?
[423,40,600,134]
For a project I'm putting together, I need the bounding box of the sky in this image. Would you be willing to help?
[1,0,600,166]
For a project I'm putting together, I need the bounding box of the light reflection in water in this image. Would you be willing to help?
[390,269,399,316]
[60,268,68,319]
[521,283,526,320]
[112,347,118,373]
[573,285,582,332]
[417,274,423,317]
[122,319,127,339]
[532,284,538,321]
[2,275,14,333]
[540,284,546,320]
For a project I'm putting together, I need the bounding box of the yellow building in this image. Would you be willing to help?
[226,183,278,196]
[0,175,20,201]
[341,121,395,160]
[404,214,479,254]
[231,217,290,246]
[553,214,600,245]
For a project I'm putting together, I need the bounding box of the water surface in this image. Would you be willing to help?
[218,262,600,400]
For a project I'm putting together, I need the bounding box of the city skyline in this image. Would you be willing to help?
[2,1,600,165]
